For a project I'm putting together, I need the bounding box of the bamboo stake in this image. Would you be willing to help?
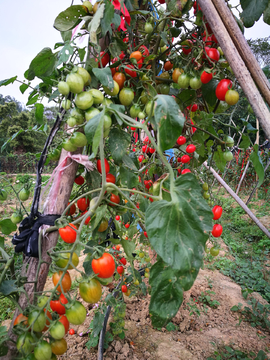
[212,0,270,107]
[203,161,270,239]
[197,0,270,140]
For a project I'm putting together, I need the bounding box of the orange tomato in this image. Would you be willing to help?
[113,72,126,90]
[14,314,28,327]
[172,68,183,83]
[52,271,72,293]
[130,51,142,61]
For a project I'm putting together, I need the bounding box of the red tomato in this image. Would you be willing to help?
[97,159,110,174]
[139,45,149,59]
[116,245,121,251]
[121,285,128,293]
[212,205,223,220]
[190,104,198,112]
[106,173,116,183]
[212,224,223,237]
[115,215,120,221]
[81,211,91,225]
[77,197,89,212]
[201,71,213,84]
[205,47,220,62]
[69,328,75,335]
[181,155,191,163]
[109,194,120,207]
[144,231,148,238]
[59,223,77,244]
[182,40,193,55]
[97,51,110,68]
[120,257,127,265]
[186,144,196,153]
[125,223,130,229]
[164,61,173,71]
[74,176,84,185]
[181,169,191,174]
[59,315,69,334]
[117,266,124,275]
[92,253,115,278]
[14,313,28,327]
[215,79,233,101]
[177,136,186,146]
[138,155,144,162]
[67,202,76,216]
[125,64,137,78]
[50,295,67,315]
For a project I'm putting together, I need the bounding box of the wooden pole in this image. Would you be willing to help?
[212,0,270,107]
[197,0,270,140]
[203,161,270,239]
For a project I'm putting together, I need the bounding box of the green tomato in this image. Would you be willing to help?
[119,88,134,106]
[145,272,149,278]
[67,117,79,127]
[58,81,70,96]
[66,301,87,325]
[75,91,93,110]
[103,128,110,138]
[0,189,8,201]
[203,191,210,200]
[178,74,190,89]
[139,252,145,258]
[225,89,239,106]
[99,98,113,109]
[62,139,77,152]
[224,136,234,147]
[140,89,149,105]
[34,340,52,360]
[223,151,233,162]
[145,22,153,34]
[50,321,66,340]
[85,107,100,121]
[83,0,93,11]
[66,73,84,94]
[49,148,61,161]
[37,295,49,308]
[70,107,85,123]
[16,333,35,355]
[104,80,119,96]
[11,212,23,224]
[103,114,112,130]
[61,99,71,110]
[134,279,140,285]
[138,111,146,119]
[210,247,220,256]
[77,67,91,85]
[88,89,104,104]
[130,104,141,118]
[189,77,202,90]
[28,310,46,332]
[145,257,151,262]
[202,183,209,191]
[19,188,30,202]
[70,132,88,147]
[145,101,155,117]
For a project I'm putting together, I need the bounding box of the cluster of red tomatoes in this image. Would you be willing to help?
[175,135,196,175]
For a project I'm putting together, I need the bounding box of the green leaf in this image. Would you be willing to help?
[149,259,184,328]
[154,95,185,152]
[0,76,17,87]
[83,255,94,276]
[108,128,130,164]
[121,239,136,260]
[54,5,87,31]
[166,322,178,331]
[27,48,57,80]
[92,67,114,89]
[0,219,17,235]
[84,111,104,157]
[1,130,24,152]
[255,350,267,360]
[239,134,250,149]
[26,94,39,106]
[145,173,212,271]
[35,103,44,124]
[0,237,4,249]
[101,0,115,36]
[249,144,265,187]
[57,43,74,65]
[177,89,196,107]
[92,311,105,337]
[88,4,105,43]
[122,154,138,170]
[78,48,86,62]
[240,0,269,27]
[92,205,107,231]
[120,166,139,188]
[213,146,227,172]
[201,79,219,107]
[19,83,29,94]
[0,280,18,296]
[61,30,72,42]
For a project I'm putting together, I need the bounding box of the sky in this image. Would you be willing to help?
[0,0,270,107]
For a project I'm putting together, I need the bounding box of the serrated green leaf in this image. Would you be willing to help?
[201,79,219,107]
[54,5,87,31]
[27,48,57,80]
[0,76,17,87]
[88,4,105,43]
[0,219,17,235]
[154,95,185,152]
[240,0,268,27]
[101,0,115,36]
[108,128,130,164]
[0,280,18,296]
[120,166,139,188]
[145,174,212,271]
[35,103,44,124]
[249,144,265,187]
[92,67,114,89]
[93,311,105,337]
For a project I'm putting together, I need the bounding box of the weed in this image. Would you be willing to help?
[199,290,220,308]
[207,345,266,360]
